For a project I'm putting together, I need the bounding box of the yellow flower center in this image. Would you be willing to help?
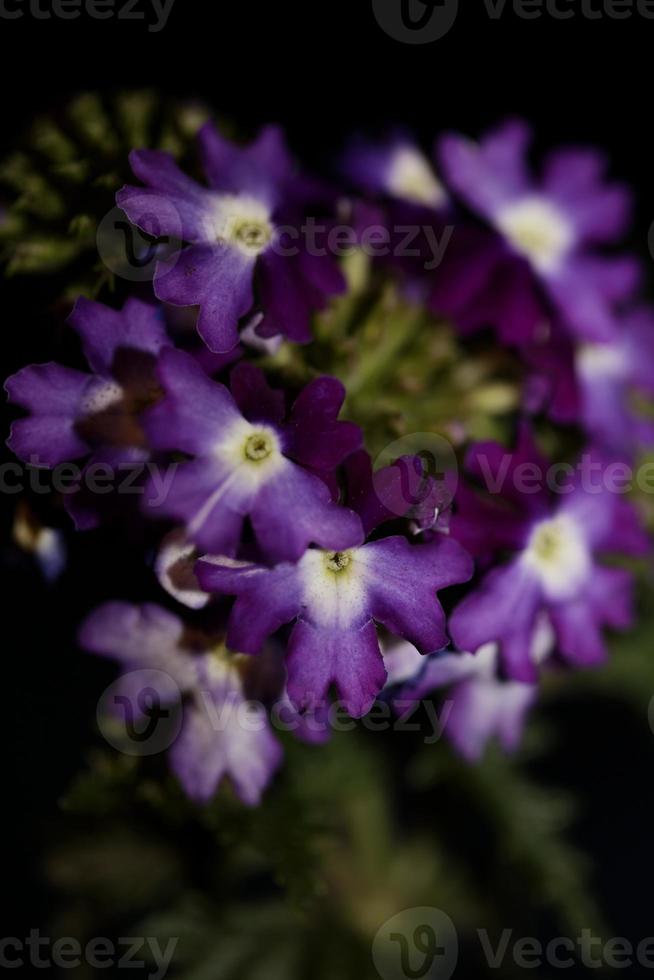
[244,432,275,462]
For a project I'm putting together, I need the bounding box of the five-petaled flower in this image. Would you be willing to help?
[117,123,345,353]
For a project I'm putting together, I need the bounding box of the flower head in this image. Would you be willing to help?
[117,124,346,353]
[5,297,170,529]
[436,120,638,345]
[79,601,283,805]
[196,452,473,718]
[389,638,543,761]
[449,426,648,682]
[142,348,364,561]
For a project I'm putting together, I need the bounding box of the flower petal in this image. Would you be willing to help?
[360,535,474,654]
[286,619,385,718]
[155,243,255,353]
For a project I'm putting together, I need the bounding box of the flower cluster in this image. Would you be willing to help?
[6,118,652,803]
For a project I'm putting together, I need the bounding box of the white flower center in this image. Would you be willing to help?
[495,196,573,274]
[387,146,447,208]
[300,548,367,629]
[205,420,286,517]
[211,194,274,256]
[522,514,591,600]
[576,342,628,380]
[80,379,124,416]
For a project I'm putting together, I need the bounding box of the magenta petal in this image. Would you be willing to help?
[144,458,247,556]
[68,297,169,375]
[362,536,474,654]
[6,363,93,466]
[445,676,537,761]
[198,122,293,206]
[286,619,385,718]
[116,185,209,243]
[128,148,209,201]
[78,601,197,692]
[250,464,364,563]
[449,561,543,682]
[256,250,318,344]
[196,557,302,654]
[155,243,255,353]
[283,376,362,471]
[144,347,241,455]
[229,362,285,424]
[438,120,531,219]
[547,264,619,342]
[542,148,632,243]
[169,688,281,805]
[549,599,607,670]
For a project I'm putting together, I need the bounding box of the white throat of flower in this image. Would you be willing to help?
[80,378,124,416]
[218,419,285,480]
[189,421,285,539]
[576,342,628,381]
[387,146,447,209]
[521,513,591,600]
[300,548,367,629]
[211,194,274,256]
[495,196,573,275]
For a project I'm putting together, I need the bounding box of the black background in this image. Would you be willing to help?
[4,0,654,967]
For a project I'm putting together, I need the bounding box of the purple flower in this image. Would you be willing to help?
[343,134,448,211]
[117,124,345,354]
[437,120,638,344]
[5,297,170,529]
[575,307,654,455]
[449,426,648,682]
[142,347,364,561]
[79,602,282,805]
[390,639,542,761]
[195,459,473,717]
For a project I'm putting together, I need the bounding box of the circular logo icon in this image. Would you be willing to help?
[372,0,459,44]
[374,433,458,525]
[373,907,458,980]
[97,669,183,757]
[96,205,182,283]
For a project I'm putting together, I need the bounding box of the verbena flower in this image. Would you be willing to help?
[389,639,543,761]
[117,124,345,353]
[449,426,648,682]
[142,348,364,561]
[342,133,448,211]
[436,120,638,345]
[5,297,170,528]
[195,452,473,718]
[575,308,654,454]
[80,601,283,805]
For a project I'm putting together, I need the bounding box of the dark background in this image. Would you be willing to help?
[4,0,654,969]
